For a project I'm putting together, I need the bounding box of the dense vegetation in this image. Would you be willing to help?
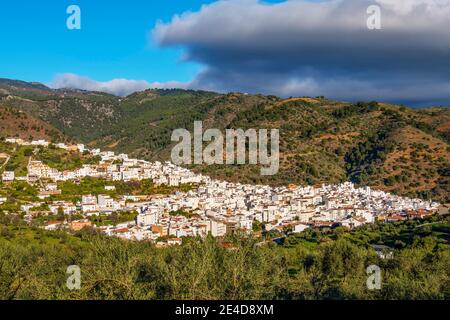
[34,145,101,171]
[0,213,448,300]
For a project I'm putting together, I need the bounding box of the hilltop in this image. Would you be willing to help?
[0,78,448,202]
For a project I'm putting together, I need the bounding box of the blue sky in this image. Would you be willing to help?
[0,0,449,106]
[0,0,217,84]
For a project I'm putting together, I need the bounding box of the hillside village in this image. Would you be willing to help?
[1,78,449,203]
[0,138,443,246]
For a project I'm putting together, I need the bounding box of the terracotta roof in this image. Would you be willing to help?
[114,228,129,233]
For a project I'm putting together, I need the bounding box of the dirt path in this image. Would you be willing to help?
[0,155,10,171]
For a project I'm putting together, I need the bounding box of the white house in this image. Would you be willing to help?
[137,210,159,226]
[31,139,49,147]
[209,219,227,237]
[2,171,15,182]
[293,223,310,233]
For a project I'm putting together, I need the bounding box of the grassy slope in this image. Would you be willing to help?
[0,107,70,143]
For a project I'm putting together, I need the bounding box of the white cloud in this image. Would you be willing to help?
[376,0,450,16]
[50,73,189,96]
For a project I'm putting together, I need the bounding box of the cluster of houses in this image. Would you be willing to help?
[0,138,444,246]
[131,180,441,241]
[2,138,204,186]
[25,151,203,186]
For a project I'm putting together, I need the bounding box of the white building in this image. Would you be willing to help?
[293,223,310,233]
[2,171,15,182]
[31,139,49,147]
[209,219,227,237]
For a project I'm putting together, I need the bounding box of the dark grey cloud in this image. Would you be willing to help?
[153,0,450,106]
